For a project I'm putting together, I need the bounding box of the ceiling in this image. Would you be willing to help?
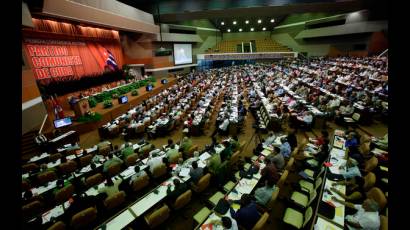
[209,16,287,33]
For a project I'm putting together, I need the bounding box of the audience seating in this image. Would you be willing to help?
[131,174,150,193]
[79,154,93,168]
[49,153,63,163]
[169,152,182,164]
[380,215,388,230]
[54,184,75,204]
[47,221,66,230]
[98,145,111,156]
[208,191,225,207]
[58,161,77,175]
[144,204,170,229]
[364,156,379,173]
[107,163,122,177]
[22,200,44,220]
[298,176,323,194]
[193,207,212,228]
[289,189,317,210]
[22,163,39,174]
[37,171,57,185]
[191,173,211,193]
[252,212,270,230]
[282,206,313,229]
[152,164,168,179]
[125,153,139,166]
[70,207,98,230]
[104,191,126,211]
[22,180,30,191]
[223,181,236,193]
[229,150,241,168]
[85,173,104,188]
[277,170,289,189]
[366,187,387,211]
[172,189,192,210]
[265,187,280,211]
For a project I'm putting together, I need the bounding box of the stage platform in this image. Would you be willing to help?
[43,76,177,135]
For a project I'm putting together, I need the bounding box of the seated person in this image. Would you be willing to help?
[165,139,174,150]
[230,136,240,151]
[253,139,265,156]
[271,147,285,170]
[166,178,188,204]
[279,138,292,158]
[165,144,179,161]
[207,153,222,175]
[97,176,123,197]
[189,161,204,184]
[330,176,366,204]
[332,198,380,230]
[220,141,233,162]
[103,153,124,173]
[129,165,147,185]
[121,143,134,159]
[238,163,253,179]
[209,216,238,230]
[263,132,276,146]
[254,179,277,206]
[345,132,360,149]
[147,152,164,174]
[261,158,279,184]
[53,179,71,195]
[229,194,262,230]
[180,136,193,154]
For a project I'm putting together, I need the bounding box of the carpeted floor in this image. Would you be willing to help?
[78,109,387,229]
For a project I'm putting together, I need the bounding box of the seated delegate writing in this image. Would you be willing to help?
[331,197,380,230]
[254,179,276,206]
[98,176,123,197]
[330,176,366,204]
[189,161,204,184]
[209,216,239,230]
[229,194,261,229]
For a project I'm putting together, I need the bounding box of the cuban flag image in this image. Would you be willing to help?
[103,49,118,71]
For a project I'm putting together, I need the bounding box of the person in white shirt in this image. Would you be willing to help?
[129,165,147,185]
[332,198,380,230]
[146,153,163,173]
[210,216,238,230]
[219,117,230,132]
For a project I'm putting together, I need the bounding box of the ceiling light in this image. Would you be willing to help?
[221,22,225,25]
[245,20,249,24]
[233,21,237,25]
[270,19,275,23]
[239,28,243,32]
[258,19,262,23]
[262,27,266,31]
[250,28,254,31]
[227,29,231,32]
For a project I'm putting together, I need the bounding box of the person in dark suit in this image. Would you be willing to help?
[166,179,188,204]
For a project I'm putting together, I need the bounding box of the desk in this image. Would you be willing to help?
[314,216,344,230]
[320,179,346,227]
[28,152,50,163]
[49,131,79,152]
[41,200,71,224]
[130,176,181,217]
[100,209,136,230]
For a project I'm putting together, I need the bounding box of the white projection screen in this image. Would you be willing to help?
[173,43,192,65]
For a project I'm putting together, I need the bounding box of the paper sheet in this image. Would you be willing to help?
[179,167,190,177]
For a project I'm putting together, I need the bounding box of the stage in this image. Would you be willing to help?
[43,76,177,135]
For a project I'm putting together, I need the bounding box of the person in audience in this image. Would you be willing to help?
[189,161,204,184]
[261,158,279,184]
[165,139,174,149]
[371,133,388,150]
[121,143,134,159]
[103,153,124,172]
[287,129,298,150]
[229,194,262,229]
[166,178,188,204]
[271,146,285,170]
[210,216,239,230]
[111,145,121,156]
[180,136,193,154]
[330,176,366,204]
[146,152,164,174]
[98,176,123,197]
[208,153,222,175]
[279,137,292,158]
[254,179,277,206]
[220,141,233,162]
[166,144,179,161]
[332,197,380,230]
[238,163,253,179]
[253,139,265,156]
[345,132,359,149]
[129,165,147,186]
[219,115,230,133]
[230,136,240,151]
[264,132,276,146]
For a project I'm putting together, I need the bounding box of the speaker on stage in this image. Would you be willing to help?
[161,79,168,84]
[73,98,90,117]
[146,84,153,91]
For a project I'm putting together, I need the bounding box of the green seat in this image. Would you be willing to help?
[290,191,309,208]
[306,159,318,167]
[303,169,314,179]
[251,156,258,161]
[235,171,240,181]
[208,191,225,207]
[283,206,313,229]
[244,163,251,170]
[223,181,236,193]
[193,207,212,225]
[299,180,313,193]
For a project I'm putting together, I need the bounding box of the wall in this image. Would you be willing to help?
[222,32,271,40]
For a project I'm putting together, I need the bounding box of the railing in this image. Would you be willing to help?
[378,49,388,58]
[38,114,48,134]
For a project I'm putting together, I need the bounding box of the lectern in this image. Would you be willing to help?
[73,98,89,117]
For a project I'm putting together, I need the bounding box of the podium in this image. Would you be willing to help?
[73,98,90,117]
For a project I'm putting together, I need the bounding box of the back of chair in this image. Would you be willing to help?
[22,163,39,174]
[366,187,387,211]
[59,161,77,175]
[364,156,378,172]
[49,153,63,163]
[85,173,104,188]
[79,154,93,168]
[22,200,44,220]
[380,215,388,230]
[230,151,241,167]
[55,184,75,204]
[352,113,360,121]
[22,180,30,191]
[252,212,269,230]
[107,163,122,177]
[173,189,192,210]
[37,171,57,185]
[302,206,313,228]
[126,153,139,166]
[266,187,280,210]
[144,204,170,229]
[47,221,66,230]
[239,141,246,153]
[136,124,145,134]
[169,152,182,164]
[285,157,295,171]
[277,170,288,189]
[192,173,211,193]
[315,177,323,190]
[152,163,167,179]
[363,172,376,191]
[99,145,111,156]
[104,191,126,210]
[186,145,199,158]
[131,174,150,192]
[70,207,98,230]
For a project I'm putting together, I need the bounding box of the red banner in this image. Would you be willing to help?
[23,38,123,80]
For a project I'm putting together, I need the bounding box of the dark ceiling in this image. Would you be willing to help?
[119,0,387,24]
